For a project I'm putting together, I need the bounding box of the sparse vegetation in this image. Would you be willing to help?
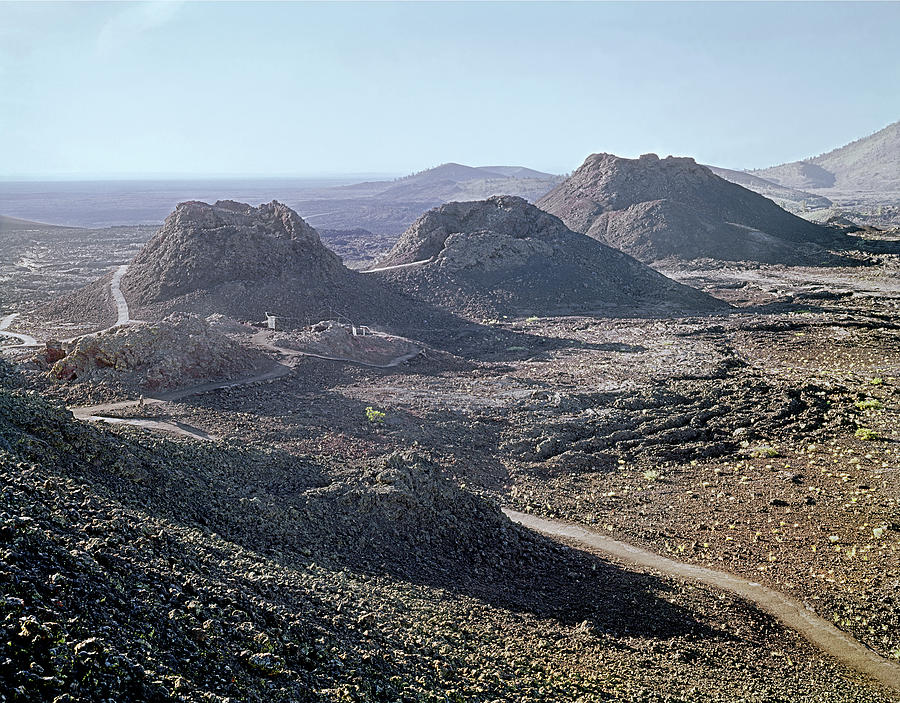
[749,445,780,458]
[854,398,883,411]
[365,406,386,424]
[854,427,880,441]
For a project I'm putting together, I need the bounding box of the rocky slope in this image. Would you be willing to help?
[0,373,540,701]
[102,200,459,335]
[752,120,900,194]
[1,359,894,702]
[370,196,726,317]
[121,200,343,306]
[537,153,840,264]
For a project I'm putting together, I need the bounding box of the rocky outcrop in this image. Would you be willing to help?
[537,153,839,264]
[43,313,262,390]
[370,196,725,317]
[377,195,571,268]
[122,200,342,305]
[102,200,461,334]
[273,320,421,367]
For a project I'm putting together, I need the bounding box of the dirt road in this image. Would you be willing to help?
[0,313,39,348]
[110,264,130,326]
[504,509,900,692]
[362,258,433,273]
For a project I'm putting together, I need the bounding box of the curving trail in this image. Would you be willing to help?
[0,313,39,349]
[79,414,217,441]
[110,264,130,326]
[71,359,293,436]
[362,258,433,274]
[73,327,419,435]
[504,509,900,692]
[250,330,422,368]
[71,360,294,419]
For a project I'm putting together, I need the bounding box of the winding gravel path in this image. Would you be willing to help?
[250,330,421,368]
[110,264,130,326]
[73,326,419,434]
[504,509,900,692]
[79,415,217,441]
[362,258,433,274]
[71,359,294,436]
[0,313,39,348]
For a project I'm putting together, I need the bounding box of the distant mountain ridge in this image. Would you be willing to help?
[393,163,557,185]
[705,166,832,211]
[294,162,564,235]
[751,120,900,193]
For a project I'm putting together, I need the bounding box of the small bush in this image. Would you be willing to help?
[854,427,879,441]
[868,377,884,386]
[854,398,883,411]
[642,469,660,482]
[365,406,386,424]
[749,445,779,458]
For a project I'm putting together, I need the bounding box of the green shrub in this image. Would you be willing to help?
[854,427,879,441]
[749,445,779,458]
[365,406,386,424]
[854,398,883,411]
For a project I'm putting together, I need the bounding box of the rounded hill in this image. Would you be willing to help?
[537,153,840,264]
[370,195,726,318]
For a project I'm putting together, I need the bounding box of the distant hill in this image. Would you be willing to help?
[394,163,556,185]
[0,214,78,230]
[705,166,832,211]
[332,162,561,201]
[398,163,508,183]
[537,153,840,265]
[295,163,564,236]
[476,165,556,179]
[751,120,900,193]
[370,195,725,318]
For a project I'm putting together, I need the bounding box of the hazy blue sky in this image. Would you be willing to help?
[1,1,898,179]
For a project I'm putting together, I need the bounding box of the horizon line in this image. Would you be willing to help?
[0,172,405,183]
